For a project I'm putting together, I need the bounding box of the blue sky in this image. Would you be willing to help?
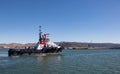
[0,0,120,43]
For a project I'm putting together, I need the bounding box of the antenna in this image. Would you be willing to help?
[39,26,41,33]
[39,26,42,42]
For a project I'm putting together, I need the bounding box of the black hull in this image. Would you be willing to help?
[8,48,63,56]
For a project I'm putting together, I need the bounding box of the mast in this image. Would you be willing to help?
[39,26,42,42]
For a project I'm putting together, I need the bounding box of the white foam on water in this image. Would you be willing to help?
[0,53,8,57]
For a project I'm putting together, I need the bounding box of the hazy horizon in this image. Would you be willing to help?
[1,41,120,44]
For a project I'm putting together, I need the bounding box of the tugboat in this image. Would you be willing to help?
[8,26,63,56]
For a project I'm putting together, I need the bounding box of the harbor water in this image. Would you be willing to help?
[0,49,120,74]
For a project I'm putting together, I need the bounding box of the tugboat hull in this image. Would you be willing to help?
[8,48,63,56]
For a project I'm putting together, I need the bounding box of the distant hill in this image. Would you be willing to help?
[0,43,35,49]
[57,42,120,49]
[0,42,120,49]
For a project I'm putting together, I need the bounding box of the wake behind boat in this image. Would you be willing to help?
[8,26,63,56]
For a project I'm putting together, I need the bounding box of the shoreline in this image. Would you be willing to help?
[0,42,120,49]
